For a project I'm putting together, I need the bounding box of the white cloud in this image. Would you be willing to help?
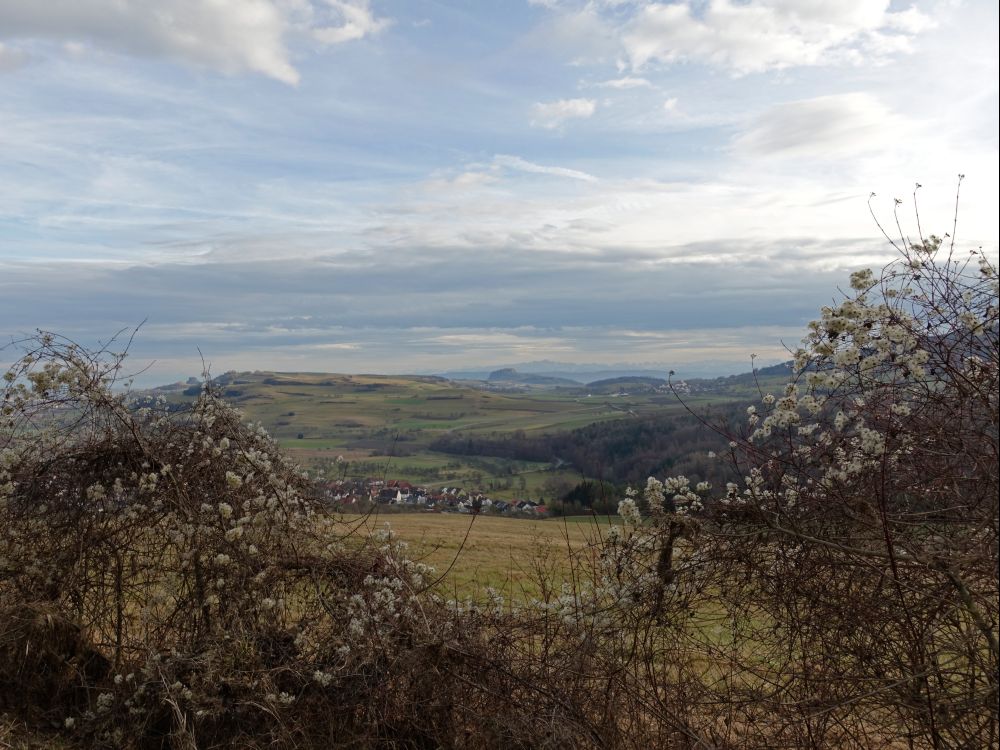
[734,93,900,157]
[531,97,597,129]
[493,154,598,182]
[0,0,393,84]
[884,6,936,35]
[312,0,391,45]
[520,4,620,66]
[594,76,652,89]
[621,0,933,74]
[0,0,300,83]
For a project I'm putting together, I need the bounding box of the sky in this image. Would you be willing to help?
[1,0,997,383]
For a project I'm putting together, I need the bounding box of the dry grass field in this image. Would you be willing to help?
[344,511,620,599]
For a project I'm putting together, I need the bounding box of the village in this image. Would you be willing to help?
[315,477,549,517]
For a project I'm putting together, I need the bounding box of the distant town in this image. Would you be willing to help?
[317,477,550,516]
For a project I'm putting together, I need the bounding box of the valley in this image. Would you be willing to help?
[149,365,792,505]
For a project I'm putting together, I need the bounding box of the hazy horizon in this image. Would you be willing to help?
[124,354,788,390]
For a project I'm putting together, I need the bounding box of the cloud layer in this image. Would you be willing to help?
[0,237,867,382]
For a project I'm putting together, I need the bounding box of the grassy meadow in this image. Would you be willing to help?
[344,511,621,599]
[155,369,779,497]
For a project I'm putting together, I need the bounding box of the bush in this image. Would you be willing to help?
[614,210,999,746]
[0,337,472,747]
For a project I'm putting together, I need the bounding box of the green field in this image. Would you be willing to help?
[155,369,782,499]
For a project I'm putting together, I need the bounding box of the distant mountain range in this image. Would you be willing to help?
[484,368,581,386]
[156,359,794,394]
[438,358,788,385]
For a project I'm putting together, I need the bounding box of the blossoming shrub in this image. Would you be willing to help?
[0,336,697,748]
[0,337,474,746]
[613,230,998,746]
